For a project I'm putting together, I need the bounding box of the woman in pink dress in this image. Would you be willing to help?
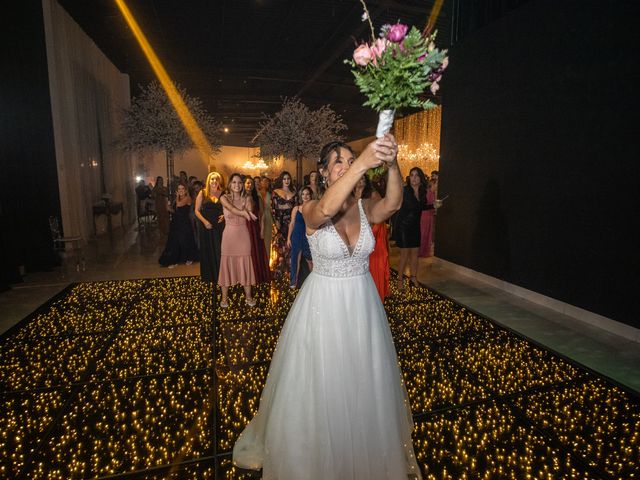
[218,173,258,308]
[419,180,436,257]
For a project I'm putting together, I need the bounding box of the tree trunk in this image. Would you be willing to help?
[296,153,303,192]
[166,149,174,199]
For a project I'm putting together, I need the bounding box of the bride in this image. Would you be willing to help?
[233,134,421,480]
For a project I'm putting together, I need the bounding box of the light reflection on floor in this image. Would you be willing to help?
[1,275,638,479]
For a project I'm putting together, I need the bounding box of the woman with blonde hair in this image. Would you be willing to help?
[195,171,225,283]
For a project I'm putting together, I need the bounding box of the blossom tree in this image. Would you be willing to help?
[253,98,347,187]
[120,80,221,195]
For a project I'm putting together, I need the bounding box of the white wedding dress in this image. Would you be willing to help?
[233,199,421,480]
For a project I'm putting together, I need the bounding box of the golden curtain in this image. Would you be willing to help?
[394,106,441,176]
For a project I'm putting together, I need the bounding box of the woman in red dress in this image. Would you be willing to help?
[354,175,390,301]
[244,177,271,283]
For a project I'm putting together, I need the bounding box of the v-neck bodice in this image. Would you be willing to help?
[307,199,375,278]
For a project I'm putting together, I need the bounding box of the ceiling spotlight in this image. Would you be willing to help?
[224,127,229,133]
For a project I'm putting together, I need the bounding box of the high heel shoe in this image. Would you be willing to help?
[409,275,421,288]
[396,278,405,292]
[245,297,257,307]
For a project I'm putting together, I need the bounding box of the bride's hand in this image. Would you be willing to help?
[357,140,385,171]
[374,134,398,166]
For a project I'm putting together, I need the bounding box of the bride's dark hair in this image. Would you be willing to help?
[317,141,355,188]
[318,141,355,170]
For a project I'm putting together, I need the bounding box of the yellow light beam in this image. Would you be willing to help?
[423,0,445,37]
[114,0,215,161]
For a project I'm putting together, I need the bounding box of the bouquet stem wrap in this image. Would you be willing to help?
[376,109,395,138]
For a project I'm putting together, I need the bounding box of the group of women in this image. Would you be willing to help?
[158,162,437,306]
[189,169,317,306]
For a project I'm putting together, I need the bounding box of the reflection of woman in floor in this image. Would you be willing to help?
[234,135,422,479]
[287,186,313,288]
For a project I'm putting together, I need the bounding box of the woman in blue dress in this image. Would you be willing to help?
[286,186,313,288]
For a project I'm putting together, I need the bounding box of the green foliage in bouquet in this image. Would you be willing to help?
[345,27,448,113]
[345,27,447,112]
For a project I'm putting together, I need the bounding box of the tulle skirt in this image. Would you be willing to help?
[233,271,421,480]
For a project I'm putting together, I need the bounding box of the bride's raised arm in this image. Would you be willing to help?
[302,135,397,230]
[363,145,403,224]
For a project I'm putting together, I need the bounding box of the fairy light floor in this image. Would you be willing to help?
[1,274,638,479]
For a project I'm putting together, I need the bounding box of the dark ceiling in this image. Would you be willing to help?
[57,0,454,146]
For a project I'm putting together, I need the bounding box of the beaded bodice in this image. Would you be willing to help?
[307,199,374,278]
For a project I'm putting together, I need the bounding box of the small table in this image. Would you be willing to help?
[92,201,124,237]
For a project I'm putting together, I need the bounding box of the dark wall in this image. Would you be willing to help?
[0,1,60,286]
[437,0,640,327]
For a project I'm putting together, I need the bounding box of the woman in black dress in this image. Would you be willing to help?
[392,167,433,291]
[195,172,225,283]
[270,171,296,280]
[159,183,199,267]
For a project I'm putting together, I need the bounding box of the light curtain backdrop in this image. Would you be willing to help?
[42,0,133,240]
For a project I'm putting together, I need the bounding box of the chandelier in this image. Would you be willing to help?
[397,142,440,175]
[241,158,268,170]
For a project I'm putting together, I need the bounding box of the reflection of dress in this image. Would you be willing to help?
[159,204,198,266]
[289,210,311,287]
[419,190,436,257]
[369,223,390,300]
[247,198,271,284]
[218,198,256,287]
[271,191,295,279]
[233,199,421,480]
[198,196,224,283]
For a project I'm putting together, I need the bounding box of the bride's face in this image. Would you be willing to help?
[323,147,355,187]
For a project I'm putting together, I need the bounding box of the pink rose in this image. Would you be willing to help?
[430,82,440,95]
[441,57,449,70]
[387,23,408,43]
[370,38,389,66]
[353,43,373,66]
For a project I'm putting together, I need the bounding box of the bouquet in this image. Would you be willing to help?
[345,3,448,175]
